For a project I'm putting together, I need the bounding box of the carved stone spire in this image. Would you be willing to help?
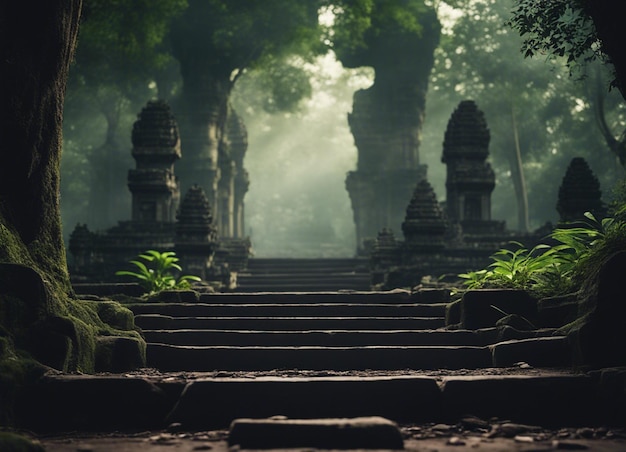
[128,100,181,223]
[442,100,496,226]
[557,157,605,222]
[401,180,447,251]
[175,185,218,280]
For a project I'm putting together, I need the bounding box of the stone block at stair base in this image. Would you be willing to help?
[538,293,579,328]
[228,416,404,450]
[491,336,571,368]
[593,367,626,427]
[460,289,538,330]
[441,375,596,427]
[16,376,172,431]
[168,376,442,428]
[147,344,492,371]
[95,336,146,372]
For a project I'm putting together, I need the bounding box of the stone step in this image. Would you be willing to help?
[134,314,446,331]
[238,258,371,292]
[197,290,435,304]
[146,343,493,371]
[129,302,448,318]
[168,374,598,429]
[141,328,494,347]
[234,282,371,292]
[20,372,609,432]
[245,258,369,273]
[237,274,371,282]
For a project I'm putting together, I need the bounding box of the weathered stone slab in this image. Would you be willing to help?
[592,367,626,426]
[135,314,445,331]
[146,344,491,371]
[16,375,172,431]
[565,251,626,368]
[129,301,446,318]
[491,336,571,368]
[538,293,579,328]
[460,289,538,330]
[198,290,412,304]
[441,374,596,427]
[168,376,441,428]
[228,416,404,450]
[410,288,451,304]
[142,329,492,347]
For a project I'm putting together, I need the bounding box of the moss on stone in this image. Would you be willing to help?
[0,432,44,452]
[0,352,47,426]
[92,301,136,331]
[1,214,146,378]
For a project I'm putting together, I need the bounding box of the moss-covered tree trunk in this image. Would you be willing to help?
[0,3,145,384]
[0,0,82,297]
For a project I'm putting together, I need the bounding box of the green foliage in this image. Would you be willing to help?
[115,250,201,294]
[459,211,626,296]
[330,0,438,68]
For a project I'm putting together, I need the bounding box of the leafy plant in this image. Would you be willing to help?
[459,211,626,297]
[115,250,201,294]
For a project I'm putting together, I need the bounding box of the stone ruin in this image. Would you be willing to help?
[370,100,559,288]
[556,156,606,222]
[69,100,250,286]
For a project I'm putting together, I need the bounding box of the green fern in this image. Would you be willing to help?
[115,250,201,294]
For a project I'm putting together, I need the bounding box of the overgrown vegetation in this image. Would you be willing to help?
[115,250,201,294]
[460,207,626,297]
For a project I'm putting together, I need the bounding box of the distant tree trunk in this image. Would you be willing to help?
[509,103,530,232]
[169,37,232,214]
[85,93,133,230]
[587,66,626,168]
[0,0,83,294]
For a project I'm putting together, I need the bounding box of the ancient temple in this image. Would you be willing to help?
[370,100,545,288]
[69,100,249,284]
[128,99,181,223]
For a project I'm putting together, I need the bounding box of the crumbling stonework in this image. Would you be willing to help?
[69,101,249,285]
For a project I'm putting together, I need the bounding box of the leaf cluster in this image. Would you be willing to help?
[507,0,600,77]
[115,250,201,294]
[459,211,626,297]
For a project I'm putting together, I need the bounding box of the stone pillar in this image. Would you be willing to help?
[344,65,432,253]
[128,100,181,223]
[228,109,249,239]
[557,157,606,222]
[217,158,236,237]
[175,184,218,280]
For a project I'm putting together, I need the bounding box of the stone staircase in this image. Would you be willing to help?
[130,290,568,372]
[18,288,623,435]
[235,258,371,292]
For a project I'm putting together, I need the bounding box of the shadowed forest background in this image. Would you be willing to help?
[60,0,626,258]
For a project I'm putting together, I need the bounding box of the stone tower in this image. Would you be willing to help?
[557,157,605,222]
[401,180,448,252]
[128,100,181,223]
[175,184,218,280]
[442,100,502,235]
